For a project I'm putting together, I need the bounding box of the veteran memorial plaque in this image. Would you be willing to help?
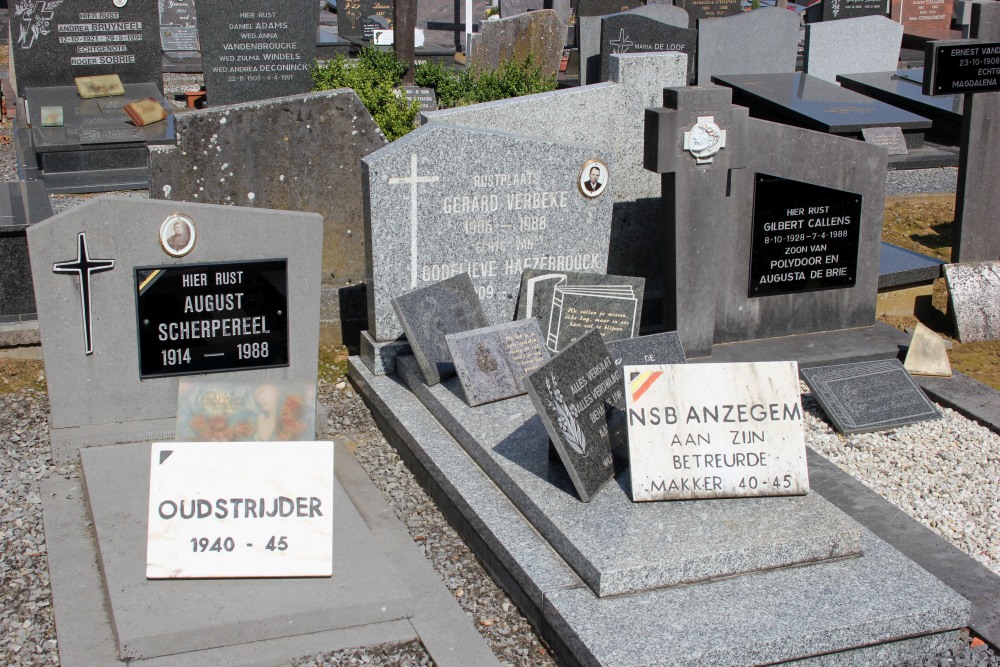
[146,441,334,579]
[749,174,862,297]
[924,41,1000,95]
[135,260,289,378]
[625,362,808,501]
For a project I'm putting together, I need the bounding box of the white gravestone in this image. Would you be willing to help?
[624,362,809,501]
[146,441,334,578]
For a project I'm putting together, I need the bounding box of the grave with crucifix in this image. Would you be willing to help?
[360,123,614,372]
[10,0,173,193]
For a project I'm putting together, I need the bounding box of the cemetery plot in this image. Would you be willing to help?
[748,174,862,297]
[515,269,644,352]
[625,361,808,501]
[135,260,289,378]
[195,0,319,105]
[524,330,625,502]
[446,319,550,406]
[146,441,334,578]
[801,359,940,434]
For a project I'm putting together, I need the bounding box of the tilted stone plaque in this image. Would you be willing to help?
[605,331,686,367]
[516,269,644,353]
[524,330,626,502]
[446,319,551,406]
[749,174,863,298]
[392,273,489,386]
[625,361,808,501]
[146,441,334,578]
[801,359,940,434]
[944,261,1000,342]
[195,0,318,105]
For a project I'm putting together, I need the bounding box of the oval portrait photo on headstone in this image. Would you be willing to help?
[159,213,196,257]
[578,159,609,199]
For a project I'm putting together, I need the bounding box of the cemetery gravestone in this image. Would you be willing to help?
[27,197,322,461]
[9,0,162,96]
[625,361,808,500]
[149,89,387,347]
[893,0,953,39]
[696,8,800,85]
[0,181,53,322]
[861,127,909,155]
[606,331,686,366]
[339,0,395,41]
[363,124,614,342]
[446,318,550,405]
[524,330,625,502]
[600,12,697,82]
[801,359,941,433]
[818,0,890,21]
[401,86,438,112]
[159,0,200,53]
[515,269,644,352]
[674,0,741,28]
[471,10,568,78]
[194,0,319,105]
[392,273,489,385]
[944,261,1000,342]
[804,15,903,84]
[576,0,648,84]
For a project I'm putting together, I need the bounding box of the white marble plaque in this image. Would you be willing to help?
[624,362,808,501]
[146,441,334,578]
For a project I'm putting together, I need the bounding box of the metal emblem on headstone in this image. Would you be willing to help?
[683,115,726,164]
[159,213,197,257]
[52,232,116,355]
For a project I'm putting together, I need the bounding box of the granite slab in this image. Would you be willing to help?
[397,355,862,597]
[350,356,972,666]
[801,359,941,434]
[81,442,413,660]
[0,181,52,320]
[944,261,1000,342]
[878,241,944,289]
[837,69,963,142]
[712,72,934,135]
[804,15,903,84]
[605,330,686,366]
[446,319,550,406]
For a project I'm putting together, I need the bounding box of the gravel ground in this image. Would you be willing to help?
[0,74,996,666]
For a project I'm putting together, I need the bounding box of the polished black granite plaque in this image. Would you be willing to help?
[837,70,963,129]
[925,40,1000,95]
[749,173,862,298]
[712,72,933,134]
[135,260,289,378]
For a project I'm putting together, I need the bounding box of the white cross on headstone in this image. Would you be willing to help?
[388,153,440,288]
[610,28,634,54]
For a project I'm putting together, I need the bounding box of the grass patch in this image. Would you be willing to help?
[318,344,350,385]
[0,358,46,394]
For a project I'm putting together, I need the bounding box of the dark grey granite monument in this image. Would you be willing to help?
[580,3,688,85]
[599,12,697,81]
[338,0,394,41]
[523,330,625,502]
[149,89,387,347]
[515,269,644,352]
[813,0,890,21]
[194,0,319,105]
[674,0,741,28]
[159,0,201,71]
[446,319,551,406]
[392,273,489,386]
[0,181,54,323]
[801,359,941,434]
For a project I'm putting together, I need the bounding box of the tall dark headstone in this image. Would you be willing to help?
[194,0,318,105]
[339,0,395,40]
[599,12,697,81]
[674,0,741,28]
[10,0,162,95]
[159,0,200,52]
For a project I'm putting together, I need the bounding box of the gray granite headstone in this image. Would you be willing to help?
[605,331,686,366]
[26,197,322,461]
[10,0,163,96]
[194,0,318,105]
[944,261,1000,342]
[804,15,903,83]
[446,318,551,406]
[515,269,644,352]
[801,359,940,434]
[600,13,697,81]
[524,329,625,502]
[0,181,53,322]
[696,8,800,85]
[149,89,387,346]
[392,273,489,386]
[471,10,568,78]
[363,124,614,341]
[580,4,688,84]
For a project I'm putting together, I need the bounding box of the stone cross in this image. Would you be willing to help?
[952,1,1000,262]
[644,86,749,357]
[387,153,440,288]
[52,232,116,355]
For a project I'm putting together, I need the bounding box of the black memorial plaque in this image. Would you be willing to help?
[748,174,862,298]
[135,259,289,378]
[822,0,889,21]
[924,40,1000,96]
